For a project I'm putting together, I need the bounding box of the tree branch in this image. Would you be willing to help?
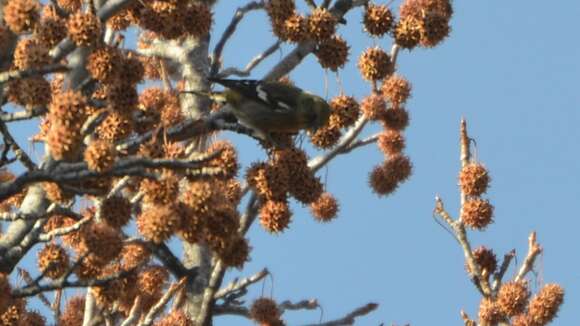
[0,64,69,85]
[302,302,378,326]
[514,232,542,283]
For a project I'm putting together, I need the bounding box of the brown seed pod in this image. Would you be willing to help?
[67,12,102,47]
[358,47,392,82]
[137,265,169,298]
[13,37,50,70]
[47,122,82,161]
[310,123,341,149]
[310,192,339,222]
[120,242,151,271]
[84,140,116,173]
[378,129,405,156]
[248,163,289,202]
[288,169,323,204]
[266,0,295,21]
[185,2,212,38]
[207,140,239,179]
[459,163,490,196]
[363,3,394,37]
[259,200,292,233]
[36,14,67,47]
[86,46,124,83]
[56,0,81,13]
[469,246,497,276]
[101,195,132,228]
[137,204,181,243]
[461,198,494,230]
[380,107,410,131]
[361,93,386,120]
[369,164,398,196]
[528,284,565,326]
[155,309,194,326]
[315,35,349,71]
[306,7,337,42]
[59,296,85,326]
[6,76,51,108]
[96,110,134,142]
[277,13,307,43]
[1,298,25,326]
[394,16,422,49]
[4,0,41,34]
[48,90,87,126]
[478,298,503,325]
[250,297,281,324]
[216,236,251,269]
[79,223,123,264]
[497,281,531,317]
[419,13,451,48]
[38,243,69,279]
[382,74,412,107]
[511,314,535,326]
[329,95,360,129]
[19,311,45,326]
[140,173,179,206]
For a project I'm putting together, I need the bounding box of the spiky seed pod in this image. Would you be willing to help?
[43,181,73,204]
[385,154,413,183]
[56,0,81,13]
[97,110,133,142]
[19,311,45,326]
[59,296,85,326]
[266,0,295,21]
[307,7,337,42]
[394,16,422,49]
[48,90,86,125]
[260,200,291,233]
[67,12,101,47]
[137,204,180,243]
[217,236,251,269]
[13,38,50,69]
[207,140,239,179]
[361,93,387,120]
[155,310,194,326]
[163,142,186,159]
[310,192,339,222]
[399,0,453,20]
[181,180,216,217]
[140,173,180,206]
[380,107,410,131]
[79,223,123,264]
[315,35,349,71]
[378,129,405,156]
[369,163,398,196]
[269,147,308,173]
[0,274,11,314]
[87,46,123,83]
[138,265,169,298]
[140,55,162,80]
[7,76,51,108]
[104,83,139,113]
[358,47,392,81]
[250,298,281,324]
[185,2,212,38]
[176,202,204,244]
[528,284,565,326]
[203,203,240,251]
[478,298,503,325]
[512,314,535,326]
[101,196,132,228]
[91,264,125,307]
[224,179,242,205]
[289,170,323,204]
[1,298,25,326]
[36,15,67,47]
[84,140,115,173]
[461,198,494,230]
[139,87,165,113]
[328,95,360,129]
[382,74,412,107]
[278,13,307,43]
[310,124,341,149]
[363,3,394,36]
[497,281,531,317]
[419,13,450,47]
[44,215,82,249]
[107,8,132,31]
[459,163,490,196]
[120,52,144,86]
[469,246,497,276]
[121,242,151,271]
[37,243,69,279]
[4,0,41,33]
[248,163,289,202]
[47,122,82,161]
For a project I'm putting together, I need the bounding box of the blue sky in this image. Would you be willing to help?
[211,0,580,324]
[9,0,579,324]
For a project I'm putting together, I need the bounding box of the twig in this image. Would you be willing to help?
[0,64,69,85]
[38,214,92,242]
[0,120,36,170]
[302,302,378,326]
[195,260,225,325]
[120,296,142,326]
[305,0,318,9]
[1,107,46,122]
[216,41,282,78]
[210,0,265,77]
[82,291,96,326]
[514,232,542,283]
[17,268,51,308]
[492,249,516,291]
[215,268,269,299]
[460,310,477,326]
[279,299,319,313]
[138,278,188,326]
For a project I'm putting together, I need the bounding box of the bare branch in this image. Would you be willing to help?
[279,299,319,313]
[120,296,142,326]
[17,268,51,308]
[302,302,378,326]
[38,214,92,242]
[1,107,46,122]
[215,268,269,299]
[514,232,542,283]
[210,0,266,77]
[0,64,69,85]
[0,120,36,170]
[138,278,188,326]
[492,249,516,291]
[216,41,282,78]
